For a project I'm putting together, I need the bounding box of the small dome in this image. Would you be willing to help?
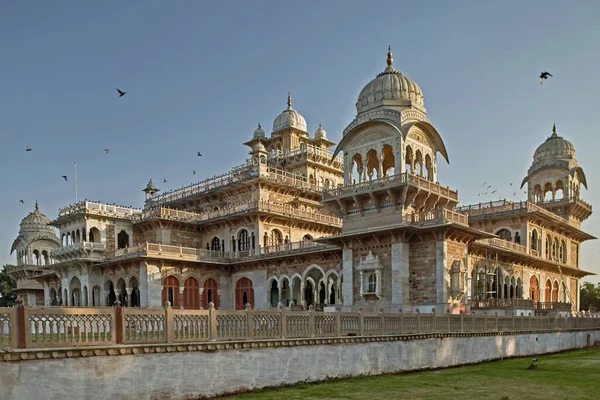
[533,124,576,163]
[272,94,307,133]
[253,123,265,139]
[314,124,327,140]
[253,142,266,152]
[356,47,424,115]
[143,179,159,194]
[19,202,53,233]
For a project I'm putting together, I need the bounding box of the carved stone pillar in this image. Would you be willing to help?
[179,286,185,310]
[126,287,132,307]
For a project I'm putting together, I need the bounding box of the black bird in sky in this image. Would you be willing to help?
[486,185,492,190]
[19,200,24,204]
[117,88,127,97]
[104,149,110,154]
[491,190,497,194]
[197,151,202,157]
[62,175,68,182]
[540,72,553,85]
[26,146,32,152]
[193,170,196,175]
[163,179,167,183]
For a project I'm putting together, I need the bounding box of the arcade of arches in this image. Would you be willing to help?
[267,266,342,309]
[161,276,221,309]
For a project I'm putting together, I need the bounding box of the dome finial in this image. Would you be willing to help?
[258,122,261,129]
[551,123,557,137]
[386,46,393,66]
[287,92,292,109]
[35,200,38,211]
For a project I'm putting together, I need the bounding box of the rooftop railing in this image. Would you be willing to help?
[281,143,344,165]
[56,201,141,220]
[322,172,459,201]
[456,200,569,222]
[135,200,342,227]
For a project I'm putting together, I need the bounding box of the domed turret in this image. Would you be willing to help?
[314,123,327,140]
[356,47,425,115]
[521,124,591,223]
[253,141,266,153]
[10,201,60,266]
[272,93,307,133]
[533,123,576,163]
[19,201,53,233]
[253,123,265,140]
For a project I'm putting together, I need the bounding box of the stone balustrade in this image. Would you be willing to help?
[56,201,141,220]
[322,172,459,201]
[51,241,106,259]
[2,303,599,352]
[134,200,342,227]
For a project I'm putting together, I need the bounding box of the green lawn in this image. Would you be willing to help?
[226,349,600,400]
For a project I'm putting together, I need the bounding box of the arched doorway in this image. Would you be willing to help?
[128,277,140,307]
[270,279,279,307]
[161,276,180,308]
[235,277,254,310]
[304,280,314,307]
[117,230,129,249]
[552,281,559,302]
[530,276,539,302]
[106,281,116,306]
[70,276,82,306]
[202,278,219,309]
[545,279,552,302]
[183,277,200,309]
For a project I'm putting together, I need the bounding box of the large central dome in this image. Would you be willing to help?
[356,47,425,115]
[272,94,307,133]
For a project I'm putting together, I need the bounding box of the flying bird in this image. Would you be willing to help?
[509,182,513,186]
[163,179,167,183]
[513,192,517,196]
[193,170,196,175]
[491,190,497,194]
[482,182,487,186]
[486,185,492,190]
[539,72,552,85]
[26,146,32,152]
[197,152,202,157]
[104,149,110,154]
[19,200,24,204]
[117,88,127,97]
[62,175,68,181]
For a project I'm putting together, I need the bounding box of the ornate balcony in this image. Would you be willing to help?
[105,240,338,264]
[470,298,534,309]
[53,201,141,224]
[51,242,106,262]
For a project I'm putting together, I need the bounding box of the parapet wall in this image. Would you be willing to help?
[1,329,598,400]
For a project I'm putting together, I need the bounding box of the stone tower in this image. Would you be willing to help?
[521,124,592,228]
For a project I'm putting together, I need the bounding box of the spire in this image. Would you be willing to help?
[287,92,292,109]
[258,123,261,129]
[35,200,38,211]
[386,45,393,67]
[551,123,558,137]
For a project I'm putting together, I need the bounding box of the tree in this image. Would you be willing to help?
[0,264,17,307]
[579,281,600,312]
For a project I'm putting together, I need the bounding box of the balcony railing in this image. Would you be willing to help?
[51,242,106,258]
[277,143,344,165]
[106,240,337,263]
[322,172,459,201]
[470,298,535,309]
[536,302,572,311]
[478,238,529,255]
[56,201,141,220]
[135,200,342,227]
[456,200,569,222]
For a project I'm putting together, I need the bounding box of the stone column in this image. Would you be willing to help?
[391,242,410,306]
[436,240,448,306]
[342,248,353,310]
[126,287,132,307]
[43,282,50,306]
[179,286,185,310]
[139,261,162,309]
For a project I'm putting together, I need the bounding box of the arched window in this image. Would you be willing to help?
[89,227,100,243]
[531,230,538,251]
[561,240,567,263]
[211,237,221,252]
[235,277,254,310]
[303,234,313,242]
[367,273,377,293]
[552,281,559,302]
[270,279,279,307]
[161,276,180,308]
[271,230,283,247]
[496,229,512,242]
[117,230,129,249]
[202,278,219,309]
[551,239,557,260]
[530,276,539,302]
[558,241,564,262]
[238,229,250,252]
[544,279,552,302]
[545,235,551,258]
[183,277,200,309]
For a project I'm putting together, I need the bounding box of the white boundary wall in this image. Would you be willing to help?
[1,330,599,399]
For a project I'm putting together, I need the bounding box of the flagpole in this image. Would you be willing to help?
[74,162,78,203]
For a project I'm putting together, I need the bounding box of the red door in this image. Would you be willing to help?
[162,276,180,308]
[235,277,254,310]
[183,277,200,309]
[202,278,220,309]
